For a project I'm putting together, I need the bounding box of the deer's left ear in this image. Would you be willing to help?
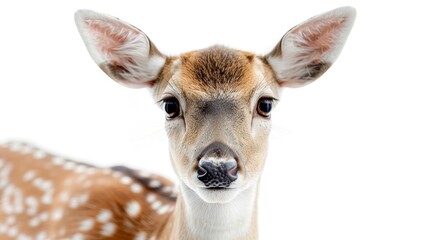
[265,7,356,88]
[75,10,166,88]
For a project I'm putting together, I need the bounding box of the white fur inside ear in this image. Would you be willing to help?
[267,6,356,87]
[75,9,166,88]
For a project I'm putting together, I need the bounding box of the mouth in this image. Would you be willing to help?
[192,185,240,203]
[201,186,234,191]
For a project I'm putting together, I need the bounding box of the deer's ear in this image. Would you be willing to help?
[75,10,166,88]
[266,7,356,88]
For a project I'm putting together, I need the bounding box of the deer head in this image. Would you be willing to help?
[74,7,356,205]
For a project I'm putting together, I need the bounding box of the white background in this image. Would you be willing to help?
[1,0,428,239]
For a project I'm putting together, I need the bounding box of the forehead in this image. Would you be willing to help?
[178,46,258,99]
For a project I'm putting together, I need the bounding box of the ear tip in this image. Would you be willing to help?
[74,9,108,23]
[74,9,92,20]
[332,6,357,20]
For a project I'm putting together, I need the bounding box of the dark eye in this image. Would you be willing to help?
[163,97,181,119]
[257,98,273,117]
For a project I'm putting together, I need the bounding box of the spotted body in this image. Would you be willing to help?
[0,142,176,240]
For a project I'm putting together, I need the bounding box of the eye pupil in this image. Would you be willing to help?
[257,98,273,117]
[165,101,178,114]
[164,98,180,118]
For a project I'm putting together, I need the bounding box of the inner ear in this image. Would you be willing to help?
[84,19,142,62]
[265,7,356,88]
[75,10,166,88]
[291,16,348,59]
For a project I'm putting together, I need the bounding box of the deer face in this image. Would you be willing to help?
[155,47,278,203]
[75,7,356,203]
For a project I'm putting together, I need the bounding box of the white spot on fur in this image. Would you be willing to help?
[2,184,24,214]
[97,209,112,223]
[100,222,116,236]
[157,205,170,215]
[79,218,95,231]
[120,176,132,185]
[149,180,161,188]
[33,150,47,159]
[40,180,53,191]
[146,194,156,203]
[64,161,77,170]
[52,157,65,165]
[52,208,63,221]
[20,144,35,154]
[131,183,143,193]
[71,233,85,240]
[138,170,151,178]
[33,178,43,188]
[0,164,12,189]
[9,142,24,152]
[25,196,39,216]
[135,232,147,240]
[75,165,88,173]
[6,216,15,225]
[17,233,32,240]
[23,170,37,181]
[68,192,89,209]
[35,231,47,240]
[69,197,79,209]
[29,217,40,227]
[39,211,49,222]
[126,201,141,218]
[41,190,54,205]
[151,201,161,210]
[7,226,18,237]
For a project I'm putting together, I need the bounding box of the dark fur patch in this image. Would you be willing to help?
[304,62,332,80]
[200,98,237,117]
[111,165,177,202]
[99,62,129,81]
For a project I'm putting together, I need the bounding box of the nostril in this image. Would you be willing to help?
[224,160,238,179]
[197,165,208,177]
[227,166,238,179]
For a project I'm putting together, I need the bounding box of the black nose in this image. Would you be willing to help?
[197,160,238,188]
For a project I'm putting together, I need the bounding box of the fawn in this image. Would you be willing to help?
[0,6,356,240]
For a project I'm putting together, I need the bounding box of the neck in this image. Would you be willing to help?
[159,182,259,240]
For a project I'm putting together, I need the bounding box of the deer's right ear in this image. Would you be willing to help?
[75,10,166,88]
[265,7,356,88]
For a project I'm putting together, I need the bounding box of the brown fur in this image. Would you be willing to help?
[179,46,257,100]
[0,142,176,240]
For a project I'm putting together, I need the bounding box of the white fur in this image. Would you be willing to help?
[74,10,166,88]
[267,6,356,87]
[181,182,257,240]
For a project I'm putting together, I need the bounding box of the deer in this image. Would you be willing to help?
[0,6,356,240]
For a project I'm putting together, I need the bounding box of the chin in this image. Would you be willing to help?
[193,187,241,204]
